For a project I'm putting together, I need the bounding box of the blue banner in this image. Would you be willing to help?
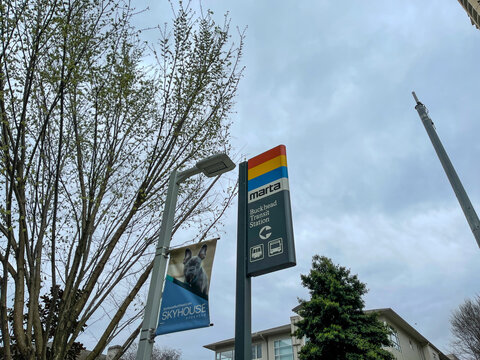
[156,239,217,336]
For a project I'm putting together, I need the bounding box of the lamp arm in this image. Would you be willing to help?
[176,167,202,184]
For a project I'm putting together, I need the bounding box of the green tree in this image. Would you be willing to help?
[4,286,86,360]
[0,0,243,359]
[295,256,395,360]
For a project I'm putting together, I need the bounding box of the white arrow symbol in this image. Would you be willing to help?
[259,225,272,240]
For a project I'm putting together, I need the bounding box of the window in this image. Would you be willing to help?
[388,326,401,352]
[216,344,261,360]
[216,350,234,360]
[274,338,293,360]
[252,343,262,359]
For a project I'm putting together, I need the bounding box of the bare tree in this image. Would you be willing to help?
[121,344,181,360]
[0,0,244,359]
[451,295,480,360]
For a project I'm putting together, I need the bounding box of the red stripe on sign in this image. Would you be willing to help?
[248,145,286,169]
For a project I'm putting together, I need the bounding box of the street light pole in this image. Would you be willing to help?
[412,92,480,248]
[136,170,180,360]
[136,154,235,360]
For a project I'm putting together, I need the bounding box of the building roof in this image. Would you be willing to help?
[294,305,450,359]
[457,0,480,29]
[367,308,429,344]
[204,307,452,360]
[203,323,291,351]
[367,308,450,360]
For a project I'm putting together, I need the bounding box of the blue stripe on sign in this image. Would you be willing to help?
[248,166,288,191]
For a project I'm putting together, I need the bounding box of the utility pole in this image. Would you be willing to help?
[412,91,480,248]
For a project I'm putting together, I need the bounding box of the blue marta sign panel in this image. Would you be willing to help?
[246,145,295,276]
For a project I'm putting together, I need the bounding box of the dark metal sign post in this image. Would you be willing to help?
[235,162,252,360]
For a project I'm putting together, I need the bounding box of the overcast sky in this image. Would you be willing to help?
[96,1,480,359]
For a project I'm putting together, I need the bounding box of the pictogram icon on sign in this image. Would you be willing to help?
[268,238,283,257]
[250,244,264,262]
[259,225,272,240]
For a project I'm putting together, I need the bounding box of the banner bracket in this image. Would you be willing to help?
[155,246,170,258]
[148,329,155,343]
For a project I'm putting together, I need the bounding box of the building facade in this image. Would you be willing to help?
[204,308,453,360]
[457,0,480,29]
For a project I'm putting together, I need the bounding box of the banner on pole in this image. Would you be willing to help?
[156,239,217,336]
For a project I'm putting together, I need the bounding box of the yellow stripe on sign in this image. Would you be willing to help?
[248,155,287,180]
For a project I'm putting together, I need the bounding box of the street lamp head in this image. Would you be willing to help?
[195,153,236,177]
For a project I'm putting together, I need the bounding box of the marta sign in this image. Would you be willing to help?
[234,145,296,360]
[246,145,296,276]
